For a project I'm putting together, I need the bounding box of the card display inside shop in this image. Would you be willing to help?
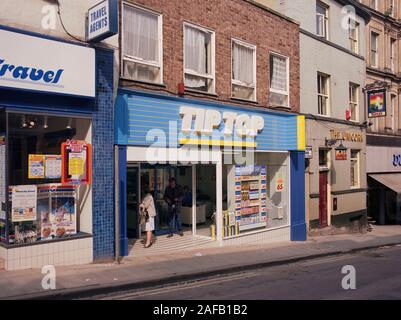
[228,165,268,235]
[10,184,77,244]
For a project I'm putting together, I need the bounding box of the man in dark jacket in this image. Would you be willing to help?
[164,178,184,237]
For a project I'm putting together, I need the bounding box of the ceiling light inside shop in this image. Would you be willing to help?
[66,118,72,129]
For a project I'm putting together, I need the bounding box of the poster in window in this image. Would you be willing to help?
[28,154,45,179]
[45,155,62,179]
[275,173,285,192]
[51,196,76,237]
[61,140,92,185]
[368,90,386,118]
[11,185,37,222]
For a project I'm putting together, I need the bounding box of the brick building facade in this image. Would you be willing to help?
[118,0,300,113]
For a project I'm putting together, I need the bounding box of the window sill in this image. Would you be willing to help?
[184,88,218,97]
[0,232,92,249]
[120,77,167,88]
[231,96,258,104]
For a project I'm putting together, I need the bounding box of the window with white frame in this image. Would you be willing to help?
[316,1,328,39]
[231,40,256,101]
[269,53,289,107]
[121,3,163,84]
[390,38,397,72]
[317,73,330,116]
[371,32,379,67]
[350,150,360,188]
[370,0,378,10]
[349,19,359,54]
[184,23,215,93]
[349,83,359,121]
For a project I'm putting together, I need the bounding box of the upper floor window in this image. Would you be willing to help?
[350,150,360,188]
[316,1,329,39]
[269,53,289,108]
[390,38,397,72]
[370,0,379,10]
[184,23,215,93]
[121,3,163,84]
[371,32,379,68]
[349,83,359,122]
[231,39,256,101]
[317,73,330,116]
[348,19,359,54]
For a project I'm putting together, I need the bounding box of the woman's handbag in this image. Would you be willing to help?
[139,207,149,225]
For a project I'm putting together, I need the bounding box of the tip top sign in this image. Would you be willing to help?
[87,0,118,42]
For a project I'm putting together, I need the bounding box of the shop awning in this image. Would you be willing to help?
[369,173,401,194]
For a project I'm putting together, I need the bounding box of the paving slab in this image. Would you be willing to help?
[0,226,400,299]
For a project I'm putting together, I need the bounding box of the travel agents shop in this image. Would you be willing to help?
[114,89,307,257]
[0,26,114,270]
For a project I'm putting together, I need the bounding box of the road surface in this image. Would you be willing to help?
[88,245,401,300]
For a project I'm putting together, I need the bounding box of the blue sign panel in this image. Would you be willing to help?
[87,0,118,42]
[115,90,300,151]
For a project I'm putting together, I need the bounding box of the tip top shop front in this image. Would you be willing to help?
[0,26,114,270]
[115,90,307,256]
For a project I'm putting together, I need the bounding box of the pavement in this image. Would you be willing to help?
[1,225,401,300]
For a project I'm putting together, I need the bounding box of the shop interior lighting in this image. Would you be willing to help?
[66,118,72,129]
[43,116,48,129]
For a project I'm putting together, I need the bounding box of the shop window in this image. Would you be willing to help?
[316,1,329,39]
[223,152,290,238]
[231,39,256,101]
[4,113,92,245]
[0,108,6,242]
[350,150,360,188]
[349,83,359,122]
[269,53,289,108]
[184,22,215,93]
[317,73,330,116]
[122,3,163,84]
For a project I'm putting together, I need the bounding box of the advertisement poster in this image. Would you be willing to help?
[275,173,285,192]
[11,185,37,222]
[68,152,86,176]
[368,90,386,118]
[45,155,62,179]
[28,154,45,179]
[0,135,5,220]
[40,195,76,239]
[62,140,92,185]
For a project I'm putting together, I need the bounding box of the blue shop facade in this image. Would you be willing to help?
[114,88,307,257]
[0,26,114,270]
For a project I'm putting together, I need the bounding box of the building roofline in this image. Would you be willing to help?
[243,0,300,26]
[334,0,372,23]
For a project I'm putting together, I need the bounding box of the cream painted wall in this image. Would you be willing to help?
[300,33,366,119]
[255,0,367,121]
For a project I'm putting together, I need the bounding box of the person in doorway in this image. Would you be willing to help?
[139,185,157,248]
[164,178,184,237]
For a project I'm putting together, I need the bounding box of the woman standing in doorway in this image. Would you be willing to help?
[139,185,157,248]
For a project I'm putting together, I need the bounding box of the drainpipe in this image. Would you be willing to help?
[114,145,120,263]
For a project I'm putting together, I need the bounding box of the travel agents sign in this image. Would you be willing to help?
[0,28,95,98]
[87,0,118,42]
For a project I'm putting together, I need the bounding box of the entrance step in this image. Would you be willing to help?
[127,231,216,258]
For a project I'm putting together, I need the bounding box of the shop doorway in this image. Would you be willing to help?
[126,163,216,243]
[127,166,140,238]
[319,171,328,228]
